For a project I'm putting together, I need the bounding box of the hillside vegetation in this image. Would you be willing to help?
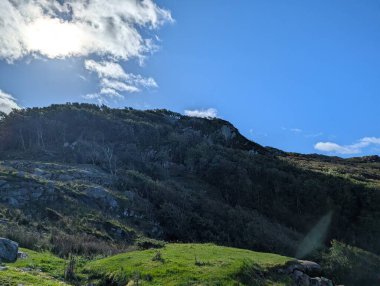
[0,104,379,285]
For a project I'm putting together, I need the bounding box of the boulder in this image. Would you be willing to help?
[17,251,28,259]
[286,260,334,286]
[298,260,322,277]
[287,260,322,277]
[0,238,18,262]
[292,269,310,286]
[310,277,334,286]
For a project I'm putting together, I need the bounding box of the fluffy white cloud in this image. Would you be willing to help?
[0,90,21,114]
[101,79,140,94]
[0,0,171,102]
[84,60,157,98]
[314,137,380,155]
[0,0,172,61]
[184,108,218,118]
[84,60,130,80]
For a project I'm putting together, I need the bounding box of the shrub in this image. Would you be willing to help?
[322,240,380,286]
[152,251,164,263]
[136,238,165,250]
[0,225,49,251]
[64,254,77,282]
[235,260,291,286]
[50,230,122,258]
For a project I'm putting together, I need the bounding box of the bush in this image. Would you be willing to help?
[50,230,122,258]
[322,240,380,285]
[0,225,49,251]
[64,254,77,282]
[136,238,165,250]
[235,260,291,286]
[152,251,164,263]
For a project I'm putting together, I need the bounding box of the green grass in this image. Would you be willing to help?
[1,244,293,285]
[0,268,69,286]
[84,243,292,285]
[9,248,66,278]
[1,248,68,286]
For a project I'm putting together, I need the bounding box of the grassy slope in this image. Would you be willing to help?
[1,244,292,285]
[84,243,292,285]
[2,248,68,286]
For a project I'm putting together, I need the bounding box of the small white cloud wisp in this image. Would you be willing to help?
[0,90,21,114]
[315,137,380,155]
[290,128,302,133]
[184,108,218,119]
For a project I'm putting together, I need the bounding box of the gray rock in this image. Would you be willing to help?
[17,251,28,259]
[292,269,310,286]
[33,168,45,176]
[58,174,75,181]
[220,125,236,141]
[297,260,322,277]
[84,186,118,208]
[287,260,322,277]
[7,197,20,207]
[0,238,18,262]
[309,277,334,286]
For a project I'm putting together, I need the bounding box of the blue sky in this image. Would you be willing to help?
[0,0,379,156]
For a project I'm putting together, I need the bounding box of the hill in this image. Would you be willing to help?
[2,243,293,286]
[84,243,292,285]
[0,103,379,285]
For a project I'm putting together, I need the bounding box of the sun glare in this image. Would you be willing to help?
[24,18,85,58]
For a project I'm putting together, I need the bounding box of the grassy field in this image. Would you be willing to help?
[84,243,292,285]
[2,248,68,286]
[0,269,69,286]
[1,244,293,285]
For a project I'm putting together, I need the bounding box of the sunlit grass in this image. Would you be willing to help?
[85,243,292,285]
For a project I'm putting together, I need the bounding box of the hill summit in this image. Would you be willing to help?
[0,103,379,285]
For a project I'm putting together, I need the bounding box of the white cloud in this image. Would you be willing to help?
[84,60,157,98]
[305,132,323,138]
[85,60,128,79]
[184,108,218,118]
[314,137,380,155]
[0,0,172,61]
[0,90,21,114]
[0,0,171,102]
[101,79,140,94]
[290,128,302,133]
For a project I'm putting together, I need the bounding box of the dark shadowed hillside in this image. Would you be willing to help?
[0,104,379,285]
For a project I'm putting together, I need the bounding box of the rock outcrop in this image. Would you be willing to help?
[286,260,334,286]
[0,238,18,263]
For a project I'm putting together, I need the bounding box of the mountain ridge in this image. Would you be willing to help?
[0,103,379,285]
